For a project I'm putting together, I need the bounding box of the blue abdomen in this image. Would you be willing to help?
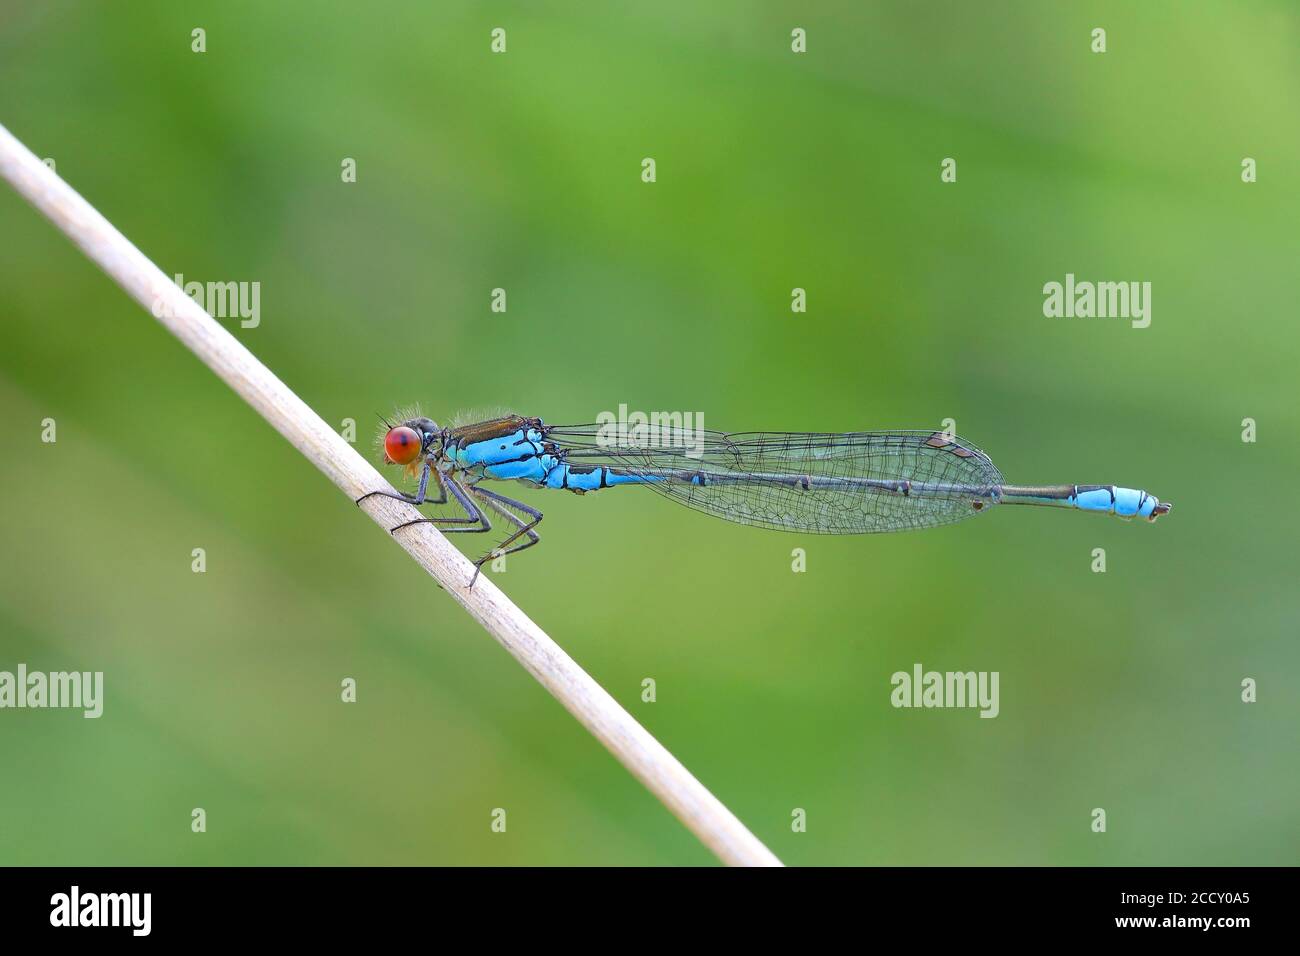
[1071,485,1160,519]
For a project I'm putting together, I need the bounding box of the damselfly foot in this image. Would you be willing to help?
[356,489,418,506]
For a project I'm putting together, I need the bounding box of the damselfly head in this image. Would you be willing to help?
[377,410,442,477]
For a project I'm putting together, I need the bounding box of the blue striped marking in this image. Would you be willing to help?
[1070,485,1158,518]
[450,425,669,491]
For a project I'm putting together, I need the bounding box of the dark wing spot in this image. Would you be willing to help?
[926,431,977,459]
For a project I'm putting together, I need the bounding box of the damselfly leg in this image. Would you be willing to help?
[355,459,443,507]
[381,477,544,587]
[388,472,489,534]
[466,484,544,585]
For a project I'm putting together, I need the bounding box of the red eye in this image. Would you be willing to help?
[384,426,422,465]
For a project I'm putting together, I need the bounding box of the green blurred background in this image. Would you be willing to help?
[1,1,1296,866]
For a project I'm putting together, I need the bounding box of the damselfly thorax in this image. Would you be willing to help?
[358,413,1171,587]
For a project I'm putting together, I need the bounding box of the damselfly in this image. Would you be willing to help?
[358,414,1171,585]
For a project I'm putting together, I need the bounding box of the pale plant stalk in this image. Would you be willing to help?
[0,121,782,867]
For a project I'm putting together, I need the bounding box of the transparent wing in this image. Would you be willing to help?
[544,424,1004,534]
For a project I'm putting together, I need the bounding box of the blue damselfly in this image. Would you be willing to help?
[358,414,1171,585]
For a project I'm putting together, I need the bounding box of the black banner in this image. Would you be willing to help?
[0,866,1273,940]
